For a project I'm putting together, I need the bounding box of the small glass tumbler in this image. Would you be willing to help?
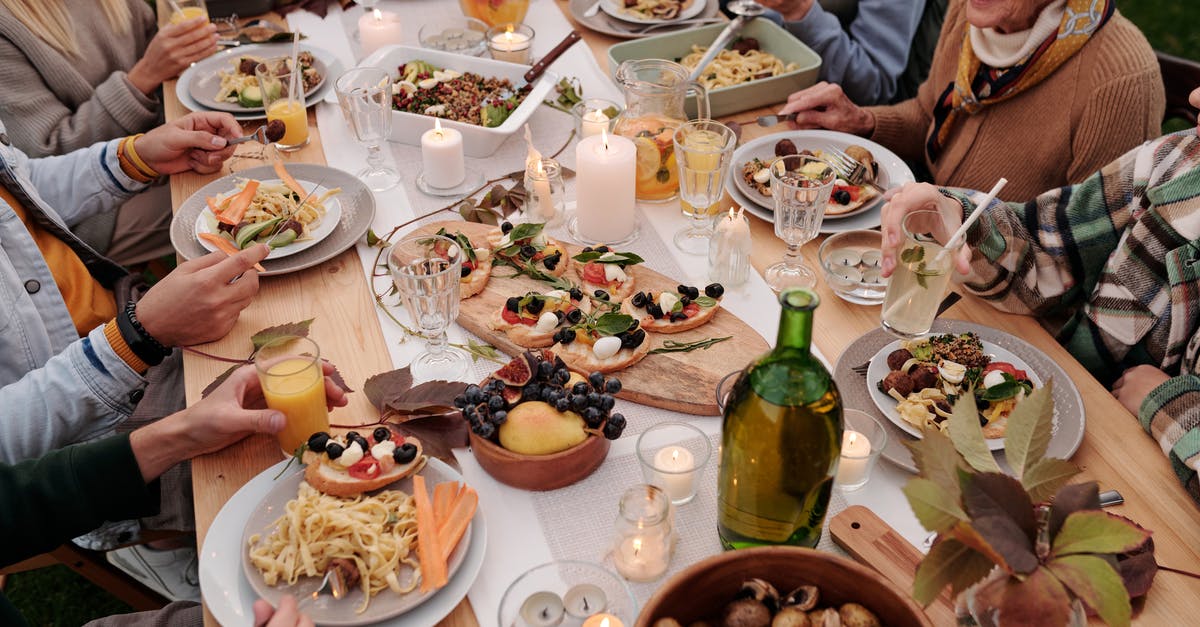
[486,23,534,64]
[573,98,622,140]
[764,155,835,291]
[835,409,888,491]
[335,67,399,191]
[387,234,469,382]
[636,422,712,505]
[167,0,208,25]
[254,336,329,457]
[522,157,565,227]
[609,485,676,582]
[256,57,310,151]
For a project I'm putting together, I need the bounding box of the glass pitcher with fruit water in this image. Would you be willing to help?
[612,59,709,202]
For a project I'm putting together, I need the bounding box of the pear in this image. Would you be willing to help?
[498,401,587,455]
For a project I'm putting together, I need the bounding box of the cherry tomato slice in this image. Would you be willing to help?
[983,362,1028,381]
[582,262,607,285]
[347,458,380,480]
[682,303,701,318]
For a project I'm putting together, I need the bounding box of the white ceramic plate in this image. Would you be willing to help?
[600,0,707,24]
[193,177,342,261]
[866,337,1046,451]
[176,43,341,121]
[187,50,328,113]
[200,457,487,627]
[729,129,914,222]
[729,170,884,234]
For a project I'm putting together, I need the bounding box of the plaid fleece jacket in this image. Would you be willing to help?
[944,130,1200,505]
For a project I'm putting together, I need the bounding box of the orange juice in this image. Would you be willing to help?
[267,100,309,148]
[169,6,208,24]
[614,114,682,202]
[261,357,329,454]
[458,0,529,26]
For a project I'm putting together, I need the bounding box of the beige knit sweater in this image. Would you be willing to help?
[0,1,159,157]
[867,0,1164,201]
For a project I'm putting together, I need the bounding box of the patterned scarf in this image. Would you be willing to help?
[926,0,1115,161]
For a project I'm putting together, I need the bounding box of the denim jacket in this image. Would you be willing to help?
[0,123,148,463]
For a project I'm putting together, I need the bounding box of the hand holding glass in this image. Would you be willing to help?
[254,336,329,456]
[388,235,469,382]
[672,120,737,255]
[335,67,400,191]
[881,209,956,338]
[764,155,835,291]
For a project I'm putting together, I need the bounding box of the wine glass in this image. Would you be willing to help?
[764,155,835,291]
[387,234,468,382]
[672,120,737,255]
[335,67,400,191]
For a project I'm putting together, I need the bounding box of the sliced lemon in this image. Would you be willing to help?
[634,137,661,183]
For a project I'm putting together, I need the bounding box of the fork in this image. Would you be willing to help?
[822,145,886,195]
[850,292,963,377]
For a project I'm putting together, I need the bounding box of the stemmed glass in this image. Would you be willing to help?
[764,154,835,291]
[387,234,468,382]
[672,120,737,255]
[335,67,400,191]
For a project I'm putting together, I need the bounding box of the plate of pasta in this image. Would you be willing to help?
[193,166,342,261]
[187,47,327,113]
[239,459,475,625]
[602,0,706,23]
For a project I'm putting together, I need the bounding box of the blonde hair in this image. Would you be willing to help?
[1,0,132,57]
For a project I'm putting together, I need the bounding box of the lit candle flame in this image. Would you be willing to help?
[504,23,515,43]
[728,207,736,220]
[535,159,545,176]
[371,7,382,20]
[601,128,609,151]
[433,118,443,140]
[632,538,641,556]
[848,432,858,447]
[671,449,679,463]
[600,619,610,627]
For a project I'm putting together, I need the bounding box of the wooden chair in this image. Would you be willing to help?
[1157,51,1200,126]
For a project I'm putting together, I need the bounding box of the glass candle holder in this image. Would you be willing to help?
[835,409,888,491]
[709,206,753,287]
[486,23,534,64]
[523,157,565,227]
[572,98,622,140]
[609,485,676,582]
[636,422,712,505]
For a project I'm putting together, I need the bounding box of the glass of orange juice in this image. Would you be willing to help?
[254,336,330,456]
[255,57,310,151]
[458,0,529,27]
[167,0,208,25]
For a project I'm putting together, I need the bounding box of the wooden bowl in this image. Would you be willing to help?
[636,546,932,627]
[468,430,610,491]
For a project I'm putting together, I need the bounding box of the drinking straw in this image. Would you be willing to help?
[287,32,301,103]
[932,177,1007,263]
[166,0,185,19]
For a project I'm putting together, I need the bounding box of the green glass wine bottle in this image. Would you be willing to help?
[717,288,843,549]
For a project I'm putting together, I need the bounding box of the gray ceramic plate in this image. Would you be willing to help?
[832,320,1086,473]
[186,43,329,113]
[569,0,722,39]
[170,164,375,276]
[176,43,341,120]
[240,459,472,626]
[728,159,884,234]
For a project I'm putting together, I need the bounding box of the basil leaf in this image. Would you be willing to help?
[571,250,645,266]
[671,300,683,313]
[694,296,718,308]
[977,374,1024,401]
[593,312,634,336]
[507,222,544,242]
[436,228,476,263]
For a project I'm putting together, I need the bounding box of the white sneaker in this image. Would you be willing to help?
[106,544,202,602]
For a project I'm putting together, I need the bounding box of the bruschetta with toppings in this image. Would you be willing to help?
[301,428,424,498]
[486,221,570,277]
[487,288,591,348]
[435,227,492,298]
[573,247,643,302]
[552,312,649,373]
[621,283,724,333]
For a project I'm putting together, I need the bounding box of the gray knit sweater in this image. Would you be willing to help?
[0,0,160,157]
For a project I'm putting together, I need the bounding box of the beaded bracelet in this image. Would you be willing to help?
[116,301,171,367]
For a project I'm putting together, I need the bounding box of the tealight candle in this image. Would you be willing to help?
[563,583,607,618]
[581,109,610,139]
[652,446,696,503]
[420,119,466,189]
[827,247,863,267]
[831,264,864,284]
[519,591,565,627]
[861,250,883,267]
[575,130,636,243]
[487,23,534,64]
[862,267,885,284]
[709,207,753,286]
[835,430,872,487]
[613,536,669,582]
[582,614,624,627]
[358,9,403,58]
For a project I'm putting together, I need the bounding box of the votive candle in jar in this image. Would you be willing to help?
[524,157,565,226]
[610,485,675,582]
[709,207,752,286]
[486,23,533,64]
[420,119,466,189]
[575,130,636,243]
[359,8,403,58]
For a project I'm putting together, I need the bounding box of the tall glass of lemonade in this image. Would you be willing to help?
[255,336,329,456]
[256,58,310,151]
[167,0,208,24]
[880,209,956,338]
[673,120,736,254]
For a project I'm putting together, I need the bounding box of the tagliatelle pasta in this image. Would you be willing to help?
[220,179,338,241]
[681,45,799,90]
[621,0,691,19]
[247,482,420,614]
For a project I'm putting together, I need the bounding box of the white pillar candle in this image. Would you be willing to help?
[652,446,696,502]
[580,109,610,139]
[358,9,403,58]
[835,430,872,486]
[420,119,466,189]
[489,28,532,63]
[612,536,669,582]
[576,131,636,242]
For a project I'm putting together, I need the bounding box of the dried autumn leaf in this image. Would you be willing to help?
[912,537,994,605]
[1021,457,1081,503]
[1116,535,1157,598]
[250,319,315,350]
[362,368,415,412]
[1047,554,1132,627]
[201,363,242,398]
[902,477,968,532]
[1004,379,1055,479]
[949,520,1010,570]
[997,566,1072,627]
[1048,482,1100,540]
[904,429,966,500]
[971,515,1038,574]
[962,472,1037,543]
[949,393,1001,474]
[1051,511,1151,558]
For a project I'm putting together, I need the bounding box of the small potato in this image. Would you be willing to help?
[652,619,683,627]
[838,603,880,627]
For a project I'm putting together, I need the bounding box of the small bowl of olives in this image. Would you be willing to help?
[818,230,888,305]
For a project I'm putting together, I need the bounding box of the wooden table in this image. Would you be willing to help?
[169,4,1200,625]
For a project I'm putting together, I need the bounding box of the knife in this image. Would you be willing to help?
[686,0,766,82]
[757,112,798,127]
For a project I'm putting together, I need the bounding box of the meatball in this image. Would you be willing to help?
[886,348,913,372]
[238,58,258,75]
[910,365,940,391]
[732,37,761,54]
[774,139,799,157]
[880,371,913,397]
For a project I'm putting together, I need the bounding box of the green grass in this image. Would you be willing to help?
[1121,3,1199,60]
[5,566,132,626]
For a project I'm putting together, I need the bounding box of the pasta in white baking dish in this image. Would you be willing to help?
[681,45,800,90]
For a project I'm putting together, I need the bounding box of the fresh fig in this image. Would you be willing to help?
[501,384,523,406]
[494,354,534,386]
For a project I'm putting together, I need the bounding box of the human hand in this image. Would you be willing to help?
[879,182,972,278]
[253,595,315,627]
[756,0,815,21]
[127,17,218,94]
[778,82,875,135]
[1112,365,1171,417]
[133,112,243,175]
[135,245,270,347]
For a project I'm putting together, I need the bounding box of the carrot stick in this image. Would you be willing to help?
[438,488,478,563]
[413,475,447,592]
[217,180,260,226]
[433,482,455,527]
[197,232,266,272]
[206,195,230,215]
[273,161,307,198]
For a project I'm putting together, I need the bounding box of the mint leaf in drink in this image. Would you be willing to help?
[901,245,925,263]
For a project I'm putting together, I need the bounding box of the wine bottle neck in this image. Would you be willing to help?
[775,289,816,354]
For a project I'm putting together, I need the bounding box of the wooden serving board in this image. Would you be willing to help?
[829,506,954,626]
[415,221,770,415]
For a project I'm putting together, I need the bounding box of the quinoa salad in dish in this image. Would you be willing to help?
[391,60,531,128]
